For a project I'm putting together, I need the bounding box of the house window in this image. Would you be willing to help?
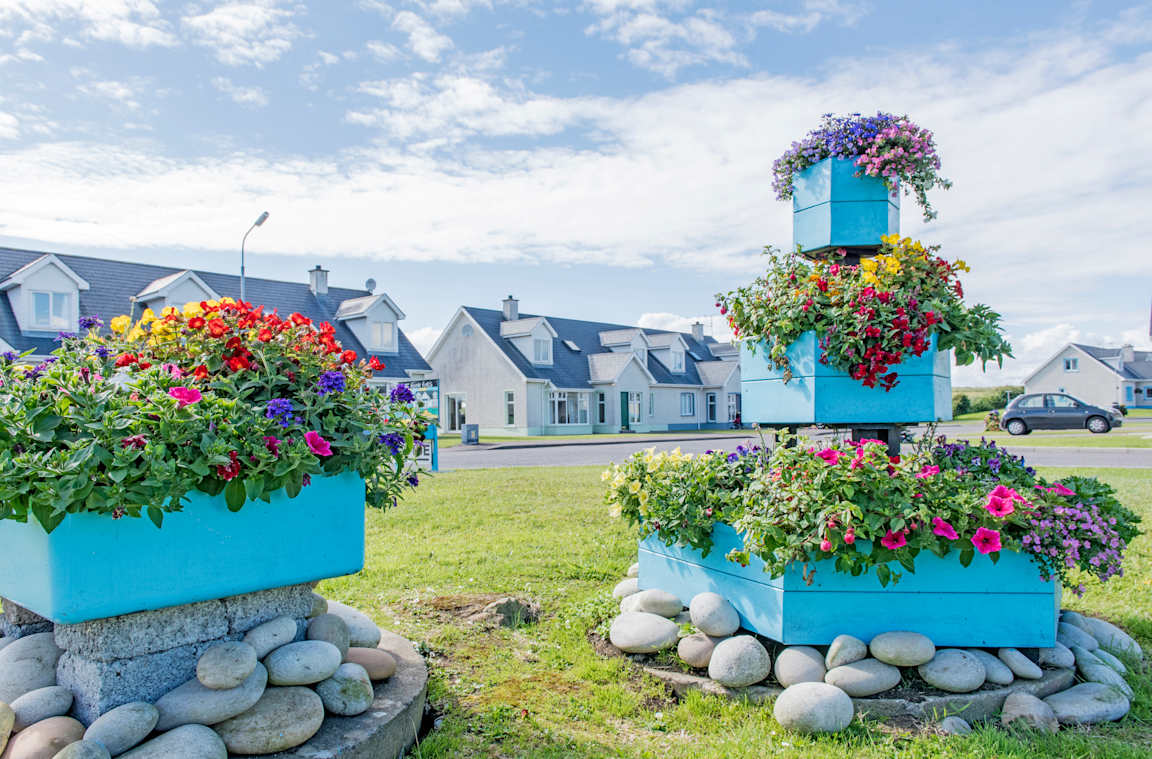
[727,393,740,421]
[680,392,695,417]
[706,393,717,422]
[370,321,395,351]
[671,351,684,372]
[628,392,642,424]
[534,338,552,363]
[648,392,654,417]
[446,394,466,431]
[1063,358,1079,372]
[578,393,589,424]
[504,391,515,426]
[597,392,606,424]
[549,391,587,425]
[31,291,71,329]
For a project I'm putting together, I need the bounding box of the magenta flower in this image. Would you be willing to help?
[971,527,1002,554]
[915,464,940,479]
[985,493,1015,518]
[168,386,202,407]
[880,530,907,550]
[305,430,333,457]
[263,435,281,458]
[820,538,832,552]
[815,448,842,465]
[932,517,958,540]
[990,484,1026,502]
[1048,482,1076,497]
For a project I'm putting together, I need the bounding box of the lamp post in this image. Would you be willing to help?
[240,211,269,303]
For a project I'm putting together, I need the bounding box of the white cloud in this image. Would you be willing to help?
[406,325,443,354]
[71,69,150,109]
[181,1,302,66]
[0,0,178,47]
[0,111,18,140]
[391,10,453,62]
[211,76,270,107]
[637,312,733,342]
[366,40,402,61]
[586,5,746,77]
[749,0,869,34]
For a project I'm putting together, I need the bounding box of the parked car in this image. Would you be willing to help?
[1000,393,1122,435]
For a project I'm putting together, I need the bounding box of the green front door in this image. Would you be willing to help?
[620,392,630,431]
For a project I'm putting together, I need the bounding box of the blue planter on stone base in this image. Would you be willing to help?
[639,524,1060,647]
[0,472,366,623]
[793,157,899,256]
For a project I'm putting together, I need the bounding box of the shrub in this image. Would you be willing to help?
[953,394,972,416]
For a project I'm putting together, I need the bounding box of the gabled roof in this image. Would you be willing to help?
[599,328,648,347]
[500,316,557,338]
[1024,342,1152,384]
[334,292,406,321]
[587,352,655,384]
[646,332,688,350]
[696,361,738,387]
[0,253,91,292]
[136,270,220,302]
[0,246,430,378]
[461,306,728,389]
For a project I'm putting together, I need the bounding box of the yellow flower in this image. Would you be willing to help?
[601,470,612,482]
[151,321,174,338]
[954,259,970,272]
[628,481,641,494]
[110,315,131,334]
[638,490,650,506]
[126,327,146,342]
[139,308,156,325]
[183,301,204,318]
[204,299,219,309]
[160,306,179,318]
[218,296,235,305]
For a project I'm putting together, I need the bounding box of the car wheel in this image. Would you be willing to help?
[1005,419,1028,436]
[1087,416,1110,434]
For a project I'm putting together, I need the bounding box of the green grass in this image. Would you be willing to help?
[437,429,751,449]
[320,466,1151,759]
[1125,409,1152,419]
[977,429,1152,449]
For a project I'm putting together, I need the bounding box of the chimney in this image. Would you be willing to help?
[309,265,328,296]
[691,322,704,342]
[1121,344,1135,365]
[502,295,518,321]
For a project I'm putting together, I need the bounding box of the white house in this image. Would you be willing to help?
[1024,343,1152,409]
[426,297,741,436]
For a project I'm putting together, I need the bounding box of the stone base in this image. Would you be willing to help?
[0,598,54,639]
[261,631,429,759]
[53,584,314,724]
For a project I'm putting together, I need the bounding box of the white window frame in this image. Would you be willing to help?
[504,390,515,426]
[727,392,740,421]
[446,393,466,431]
[534,338,552,364]
[1063,358,1079,372]
[680,392,695,417]
[370,320,397,352]
[578,393,589,424]
[671,351,684,372]
[706,392,717,422]
[628,392,642,424]
[30,290,72,330]
[549,391,587,425]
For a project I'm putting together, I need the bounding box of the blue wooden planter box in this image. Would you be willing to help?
[740,332,951,425]
[793,157,899,255]
[640,524,1059,647]
[0,472,366,623]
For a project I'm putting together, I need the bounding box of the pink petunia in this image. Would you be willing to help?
[880,530,907,550]
[168,386,202,407]
[815,448,843,465]
[932,517,958,540]
[971,527,1002,554]
[915,465,940,479]
[990,484,1026,502]
[985,493,1015,518]
[1048,482,1076,497]
[304,430,333,457]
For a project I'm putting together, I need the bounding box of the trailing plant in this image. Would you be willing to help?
[716,236,1012,389]
[0,300,434,533]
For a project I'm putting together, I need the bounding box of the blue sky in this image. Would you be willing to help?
[1,0,1150,384]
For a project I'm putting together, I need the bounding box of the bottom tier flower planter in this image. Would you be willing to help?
[0,471,366,624]
[639,524,1059,647]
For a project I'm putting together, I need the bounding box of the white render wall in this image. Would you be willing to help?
[1024,346,1122,408]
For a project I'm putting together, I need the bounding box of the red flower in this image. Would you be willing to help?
[368,356,386,371]
[193,364,209,380]
[114,353,138,367]
[257,328,274,342]
[188,316,206,330]
[971,527,1002,555]
[216,450,241,481]
[226,355,250,372]
[263,435,281,458]
[121,434,148,449]
[341,349,357,364]
[137,361,152,370]
[290,312,311,326]
[207,318,228,338]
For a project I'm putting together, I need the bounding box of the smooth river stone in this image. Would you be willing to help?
[264,641,342,686]
[82,702,158,757]
[153,663,267,731]
[998,648,1042,680]
[306,615,351,658]
[677,634,722,669]
[0,716,84,759]
[1071,644,1103,669]
[1092,648,1128,675]
[344,648,396,681]
[212,687,324,756]
[772,682,854,734]
[1082,617,1144,661]
[626,562,639,578]
[196,642,257,691]
[118,724,227,759]
[964,649,1014,685]
[688,593,740,637]
[0,639,12,653]
[325,602,382,649]
[307,593,328,619]
[774,646,826,687]
[51,741,111,759]
[1057,622,1098,652]
[870,631,935,667]
[241,617,298,660]
[824,659,902,697]
[1000,691,1059,733]
[609,612,679,654]
[1060,610,1092,632]
[938,716,972,735]
[825,635,867,670]
[1037,642,1075,669]
[10,687,73,732]
[1044,682,1130,724]
[918,649,985,693]
[708,636,771,688]
[625,590,682,618]
[1079,664,1133,698]
[1,702,13,754]
[314,663,374,717]
[611,578,639,599]
[0,634,62,704]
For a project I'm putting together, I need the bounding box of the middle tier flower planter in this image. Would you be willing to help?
[0,471,367,624]
[639,523,1060,647]
[740,332,953,425]
[792,156,900,256]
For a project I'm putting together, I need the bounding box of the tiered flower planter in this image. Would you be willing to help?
[792,157,900,256]
[0,472,366,624]
[639,524,1060,647]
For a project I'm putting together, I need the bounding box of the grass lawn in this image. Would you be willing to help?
[974,429,1152,449]
[1126,409,1152,419]
[437,429,751,449]
[321,465,1151,759]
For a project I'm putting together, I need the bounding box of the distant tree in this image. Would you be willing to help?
[953,394,972,416]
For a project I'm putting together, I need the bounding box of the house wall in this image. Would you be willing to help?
[6,262,80,333]
[1025,347,1122,408]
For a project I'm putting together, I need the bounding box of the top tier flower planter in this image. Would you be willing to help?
[0,472,366,624]
[793,157,899,258]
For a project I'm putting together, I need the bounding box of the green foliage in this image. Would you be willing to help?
[953,393,972,416]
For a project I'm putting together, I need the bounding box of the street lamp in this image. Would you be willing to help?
[240,211,269,303]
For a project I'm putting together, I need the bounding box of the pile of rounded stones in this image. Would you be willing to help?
[0,596,398,758]
[610,569,1143,735]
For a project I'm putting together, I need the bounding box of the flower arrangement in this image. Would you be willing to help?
[0,300,434,533]
[715,236,1013,389]
[605,437,1139,593]
[772,112,952,221]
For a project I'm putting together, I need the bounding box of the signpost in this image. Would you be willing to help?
[407,379,440,472]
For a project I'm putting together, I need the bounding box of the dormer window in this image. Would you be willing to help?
[370,321,396,352]
[671,351,684,372]
[534,338,552,364]
[31,291,72,330]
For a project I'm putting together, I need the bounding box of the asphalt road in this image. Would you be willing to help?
[438,426,1152,471]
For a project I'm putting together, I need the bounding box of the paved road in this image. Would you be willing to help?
[438,430,1152,470]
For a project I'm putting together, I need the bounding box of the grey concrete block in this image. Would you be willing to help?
[54,600,228,662]
[223,585,314,634]
[0,599,54,639]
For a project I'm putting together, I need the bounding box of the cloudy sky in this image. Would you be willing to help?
[1,0,1150,385]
